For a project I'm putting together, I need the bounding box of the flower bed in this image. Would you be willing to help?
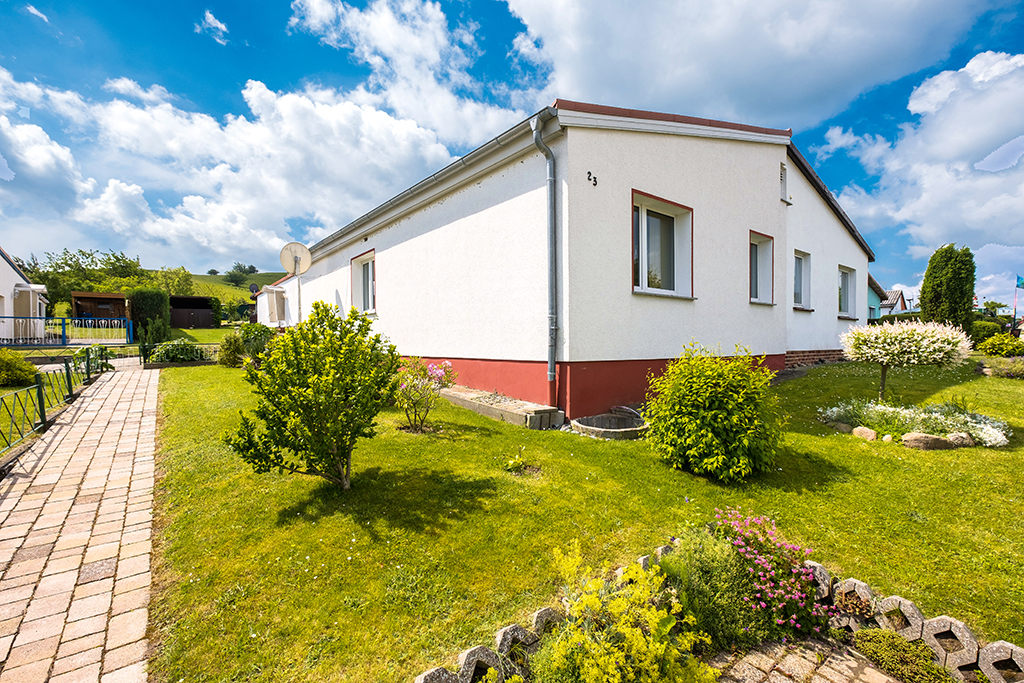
[819,399,1010,447]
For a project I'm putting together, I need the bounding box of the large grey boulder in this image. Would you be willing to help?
[902,432,955,450]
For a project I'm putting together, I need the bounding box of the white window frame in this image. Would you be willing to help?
[631,190,693,298]
[749,231,774,304]
[352,249,376,314]
[838,266,856,318]
[793,250,811,309]
[780,162,791,205]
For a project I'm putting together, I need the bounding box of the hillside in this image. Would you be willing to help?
[191,272,287,303]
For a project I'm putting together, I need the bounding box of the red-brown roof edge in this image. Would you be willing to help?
[254,274,293,297]
[552,99,793,138]
[786,144,875,263]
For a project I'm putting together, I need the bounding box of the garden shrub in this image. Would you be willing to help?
[854,629,953,683]
[218,332,245,368]
[978,333,1024,358]
[711,508,834,639]
[396,358,457,431]
[659,530,774,651]
[223,302,401,490]
[820,398,1011,446]
[208,297,222,324]
[531,541,717,683]
[643,343,784,483]
[239,322,274,359]
[841,321,971,399]
[971,320,1002,345]
[73,344,114,372]
[128,288,170,342]
[150,339,205,363]
[987,356,1024,379]
[0,349,36,387]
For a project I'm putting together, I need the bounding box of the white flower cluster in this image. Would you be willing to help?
[841,321,972,368]
[819,400,1011,447]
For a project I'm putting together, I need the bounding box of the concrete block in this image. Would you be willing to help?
[803,560,831,600]
[530,607,562,635]
[922,616,979,677]
[876,595,925,640]
[978,641,1024,683]
[457,645,503,683]
[415,668,459,683]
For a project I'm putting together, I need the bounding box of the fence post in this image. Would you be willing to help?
[85,347,91,381]
[63,358,74,402]
[127,319,133,344]
[34,373,46,429]
[61,318,67,346]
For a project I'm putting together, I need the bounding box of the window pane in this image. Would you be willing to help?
[839,270,849,312]
[370,260,376,310]
[750,243,758,299]
[632,206,640,288]
[794,256,803,305]
[362,261,371,311]
[646,210,674,290]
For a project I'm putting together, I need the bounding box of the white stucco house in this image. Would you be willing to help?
[258,100,874,419]
[0,245,47,344]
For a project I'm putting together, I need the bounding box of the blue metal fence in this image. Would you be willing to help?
[0,316,133,346]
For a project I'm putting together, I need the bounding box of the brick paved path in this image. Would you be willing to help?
[0,367,158,681]
[713,638,901,683]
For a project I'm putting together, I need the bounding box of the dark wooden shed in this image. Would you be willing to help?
[71,292,127,319]
[170,296,217,329]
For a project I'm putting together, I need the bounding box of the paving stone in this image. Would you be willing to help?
[730,661,770,683]
[52,644,103,675]
[67,592,112,622]
[58,631,107,658]
[23,591,73,621]
[111,588,148,616]
[78,558,118,584]
[14,612,66,646]
[777,653,819,679]
[51,661,102,683]
[0,658,52,683]
[102,638,147,673]
[741,651,779,673]
[105,608,146,650]
[5,633,60,668]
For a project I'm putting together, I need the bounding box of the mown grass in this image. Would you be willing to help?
[169,327,233,344]
[191,272,286,303]
[150,360,1024,682]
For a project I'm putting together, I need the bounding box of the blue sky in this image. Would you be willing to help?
[1,0,1023,307]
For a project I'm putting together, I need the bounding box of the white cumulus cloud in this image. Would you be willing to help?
[102,78,174,105]
[195,10,229,45]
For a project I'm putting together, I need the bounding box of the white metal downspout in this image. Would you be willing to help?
[531,108,558,408]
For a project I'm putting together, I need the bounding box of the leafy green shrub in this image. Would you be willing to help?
[208,297,222,323]
[128,288,170,342]
[73,344,114,372]
[971,320,1002,345]
[659,530,773,651]
[643,343,784,483]
[978,333,1024,358]
[987,356,1024,379]
[223,302,401,490]
[239,322,274,359]
[218,332,245,368]
[396,358,456,431]
[854,629,953,683]
[531,541,717,683]
[841,321,971,399]
[0,349,36,387]
[150,339,205,363]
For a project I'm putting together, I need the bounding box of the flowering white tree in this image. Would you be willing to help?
[841,321,972,399]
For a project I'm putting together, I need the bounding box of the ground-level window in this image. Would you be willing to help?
[749,231,774,303]
[794,251,810,308]
[632,190,693,297]
[839,267,856,317]
[352,250,376,313]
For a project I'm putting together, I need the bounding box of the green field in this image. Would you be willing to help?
[191,272,287,304]
[150,359,1024,682]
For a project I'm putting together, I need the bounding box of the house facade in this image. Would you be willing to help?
[867,275,886,320]
[1,246,47,344]
[258,100,874,419]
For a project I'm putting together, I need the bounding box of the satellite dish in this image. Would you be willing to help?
[248,283,259,294]
[280,242,312,275]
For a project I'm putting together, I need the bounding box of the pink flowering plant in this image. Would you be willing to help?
[714,507,835,639]
[396,358,457,431]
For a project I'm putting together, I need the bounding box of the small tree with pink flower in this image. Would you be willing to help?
[396,358,457,431]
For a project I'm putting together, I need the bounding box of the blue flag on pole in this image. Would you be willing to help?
[1018,274,1024,289]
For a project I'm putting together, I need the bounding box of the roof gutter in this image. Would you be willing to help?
[531,107,559,408]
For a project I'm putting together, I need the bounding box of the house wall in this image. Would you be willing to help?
[0,255,23,342]
[258,137,566,405]
[784,162,869,360]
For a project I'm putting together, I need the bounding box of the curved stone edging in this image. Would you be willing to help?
[414,540,1024,683]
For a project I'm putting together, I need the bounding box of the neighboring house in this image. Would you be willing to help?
[880,289,908,315]
[0,245,47,344]
[258,100,875,419]
[867,275,887,320]
[72,291,128,319]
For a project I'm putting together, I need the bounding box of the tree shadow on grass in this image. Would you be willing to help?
[275,467,498,539]
[735,446,856,494]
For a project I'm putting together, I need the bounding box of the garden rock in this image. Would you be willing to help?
[947,432,975,448]
[882,435,893,443]
[834,422,853,433]
[853,426,877,441]
[902,432,955,450]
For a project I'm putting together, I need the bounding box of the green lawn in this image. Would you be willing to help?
[169,327,234,344]
[150,360,1024,682]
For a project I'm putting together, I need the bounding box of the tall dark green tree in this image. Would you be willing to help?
[919,244,976,334]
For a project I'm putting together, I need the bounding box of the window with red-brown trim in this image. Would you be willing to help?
[351,249,376,313]
[631,190,693,298]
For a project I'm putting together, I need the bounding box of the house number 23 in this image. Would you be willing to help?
[587,171,597,186]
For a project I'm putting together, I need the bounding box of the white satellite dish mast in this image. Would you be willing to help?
[279,242,312,323]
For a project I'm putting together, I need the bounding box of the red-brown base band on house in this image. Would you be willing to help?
[784,349,845,368]
[420,353,787,420]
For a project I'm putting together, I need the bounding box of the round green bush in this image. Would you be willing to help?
[0,349,37,387]
[978,332,1024,358]
[643,344,785,483]
[150,339,204,363]
[218,332,245,368]
[971,320,1002,345]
